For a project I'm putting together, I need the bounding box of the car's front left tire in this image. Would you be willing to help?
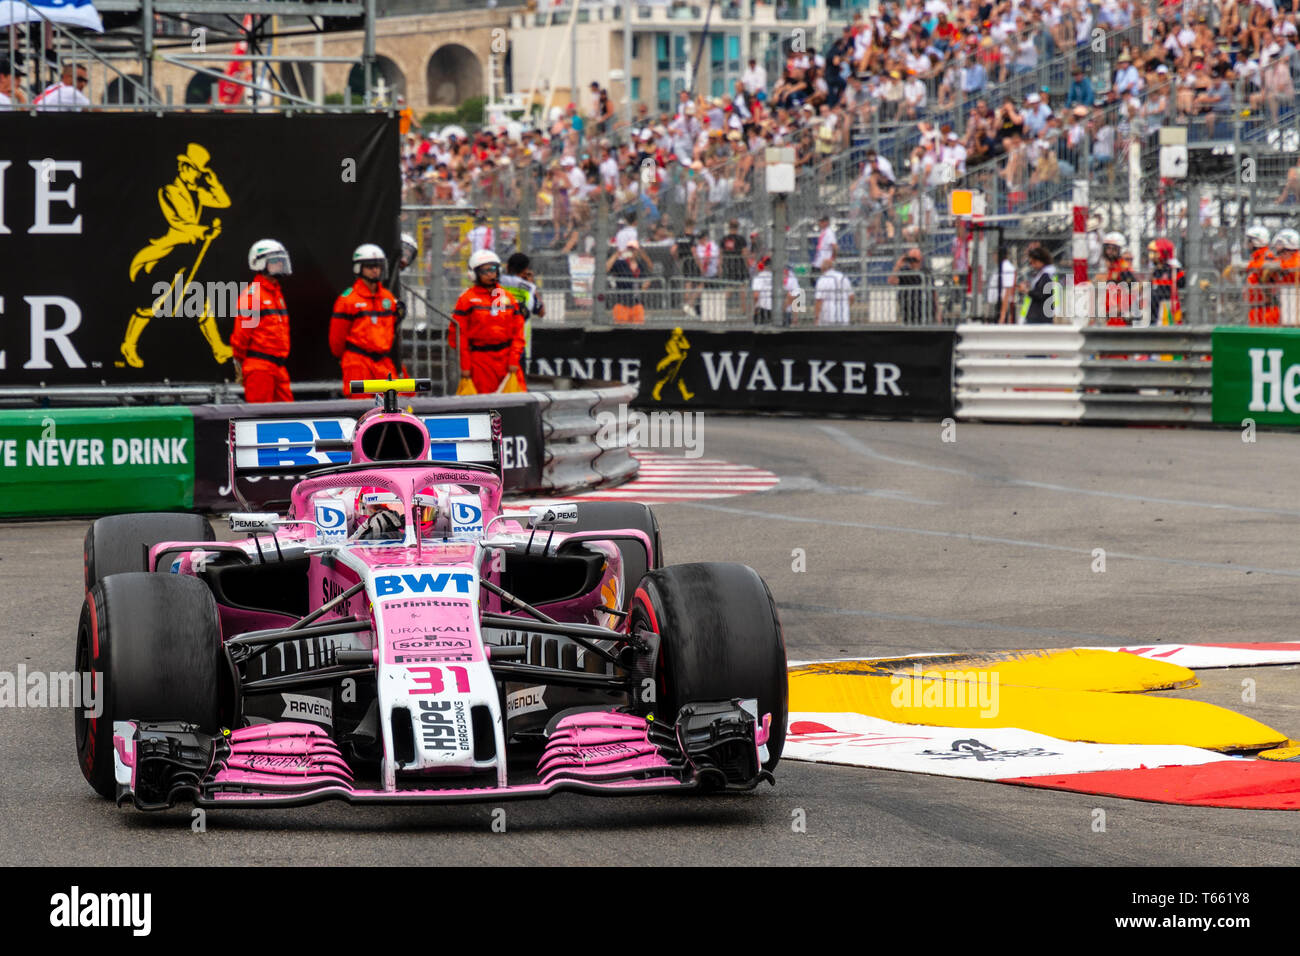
[75,572,223,799]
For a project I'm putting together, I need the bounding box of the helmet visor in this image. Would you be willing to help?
[265,251,292,276]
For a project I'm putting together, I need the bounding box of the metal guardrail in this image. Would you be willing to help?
[534,381,639,494]
[954,324,1212,423]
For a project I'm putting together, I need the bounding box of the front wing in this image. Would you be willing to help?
[112,702,774,810]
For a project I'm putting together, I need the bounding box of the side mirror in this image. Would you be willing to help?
[229,512,279,533]
[527,503,579,527]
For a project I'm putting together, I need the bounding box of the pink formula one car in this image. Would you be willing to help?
[75,380,787,810]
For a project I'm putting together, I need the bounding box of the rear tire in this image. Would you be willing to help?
[75,573,223,799]
[84,512,214,590]
[569,502,662,610]
[631,563,787,770]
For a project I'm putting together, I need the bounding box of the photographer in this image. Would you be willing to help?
[888,247,935,326]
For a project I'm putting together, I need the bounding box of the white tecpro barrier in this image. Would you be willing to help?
[954,324,1088,421]
[954,324,1213,423]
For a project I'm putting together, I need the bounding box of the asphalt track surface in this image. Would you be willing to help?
[3,417,1300,866]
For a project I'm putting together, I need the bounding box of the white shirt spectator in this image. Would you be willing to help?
[742,64,767,95]
[599,154,619,184]
[33,80,90,110]
[1075,9,1095,45]
[467,224,495,253]
[752,268,802,310]
[903,77,927,109]
[941,140,968,176]
[814,225,838,268]
[695,238,720,278]
[905,51,932,75]
[614,224,639,252]
[986,257,1017,307]
[567,164,587,194]
[815,268,853,325]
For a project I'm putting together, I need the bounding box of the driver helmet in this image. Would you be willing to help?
[353,486,404,540]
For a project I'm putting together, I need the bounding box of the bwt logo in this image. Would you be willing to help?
[254,421,350,468]
[452,502,481,525]
[316,504,346,530]
[375,571,475,598]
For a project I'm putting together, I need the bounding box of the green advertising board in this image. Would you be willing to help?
[1211,327,1300,425]
[0,408,195,517]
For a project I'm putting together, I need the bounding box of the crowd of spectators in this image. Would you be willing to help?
[397,0,1300,321]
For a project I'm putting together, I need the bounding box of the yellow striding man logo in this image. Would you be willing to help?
[120,143,234,369]
[652,327,695,402]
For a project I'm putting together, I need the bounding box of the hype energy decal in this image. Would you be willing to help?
[0,407,194,516]
[1211,327,1300,425]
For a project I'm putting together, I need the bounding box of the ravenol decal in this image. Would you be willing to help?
[374,570,476,599]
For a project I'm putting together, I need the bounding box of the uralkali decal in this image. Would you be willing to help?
[281,693,333,727]
[785,712,1232,781]
[382,589,482,663]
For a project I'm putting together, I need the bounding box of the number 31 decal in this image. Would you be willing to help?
[407,665,470,695]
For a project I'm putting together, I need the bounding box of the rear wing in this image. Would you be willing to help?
[227,411,502,508]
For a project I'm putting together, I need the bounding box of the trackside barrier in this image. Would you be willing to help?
[955,325,1213,424]
[0,407,195,518]
[533,382,640,495]
[0,382,638,518]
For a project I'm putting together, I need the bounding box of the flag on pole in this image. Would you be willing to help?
[0,0,104,32]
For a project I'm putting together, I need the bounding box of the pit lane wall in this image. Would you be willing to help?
[0,380,637,518]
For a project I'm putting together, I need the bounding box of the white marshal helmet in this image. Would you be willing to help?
[248,238,291,275]
[399,232,418,269]
[1103,232,1126,247]
[1273,229,1300,251]
[468,249,502,276]
[352,243,387,275]
[1246,225,1271,248]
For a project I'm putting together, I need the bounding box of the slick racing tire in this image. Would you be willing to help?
[569,502,662,609]
[84,512,215,590]
[631,563,788,771]
[75,573,223,799]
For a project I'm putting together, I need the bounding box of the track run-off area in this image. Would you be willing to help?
[2,417,1299,865]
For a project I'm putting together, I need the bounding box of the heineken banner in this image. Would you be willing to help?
[0,408,194,516]
[1211,327,1300,425]
[527,327,955,417]
[0,113,399,387]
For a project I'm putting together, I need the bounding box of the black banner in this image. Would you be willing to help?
[527,327,955,418]
[191,395,545,511]
[0,113,399,386]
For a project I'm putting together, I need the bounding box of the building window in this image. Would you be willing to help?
[632,77,641,101]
